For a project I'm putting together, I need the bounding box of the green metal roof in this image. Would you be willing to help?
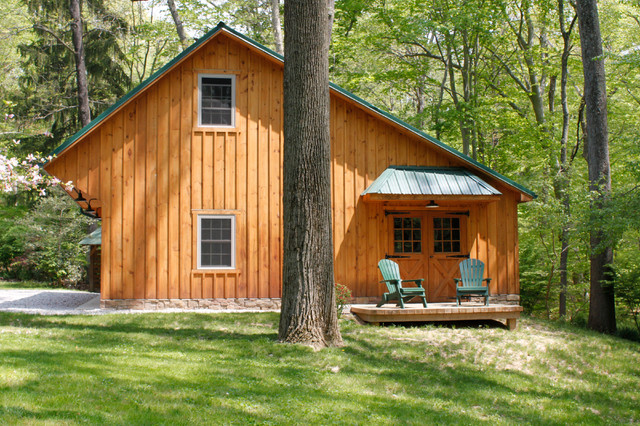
[47,22,535,200]
[362,166,501,197]
[79,227,101,245]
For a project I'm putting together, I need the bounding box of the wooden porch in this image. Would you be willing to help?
[350,303,523,330]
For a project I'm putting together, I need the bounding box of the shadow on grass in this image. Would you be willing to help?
[376,319,508,330]
[0,312,637,424]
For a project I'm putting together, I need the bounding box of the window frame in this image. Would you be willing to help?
[197,214,236,270]
[197,74,236,128]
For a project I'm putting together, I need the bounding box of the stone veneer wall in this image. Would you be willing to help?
[101,294,520,310]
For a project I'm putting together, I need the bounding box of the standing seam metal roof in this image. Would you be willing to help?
[47,22,535,200]
[362,166,502,196]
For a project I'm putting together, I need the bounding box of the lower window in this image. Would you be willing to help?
[198,215,235,269]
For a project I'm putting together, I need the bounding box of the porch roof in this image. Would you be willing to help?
[79,227,101,246]
[362,166,502,198]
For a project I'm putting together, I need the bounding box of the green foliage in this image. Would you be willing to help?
[335,282,352,318]
[0,206,28,276]
[615,242,640,334]
[16,186,93,286]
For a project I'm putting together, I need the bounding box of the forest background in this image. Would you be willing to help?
[0,0,639,337]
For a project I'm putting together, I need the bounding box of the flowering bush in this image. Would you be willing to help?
[0,140,71,195]
[335,282,352,318]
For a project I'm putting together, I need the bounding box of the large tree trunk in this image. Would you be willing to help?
[576,0,616,333]
[557,0,576,318]
[69,0,91,128]
[167,0,189,50]
[278,0,343,348]
[271,0,284,55]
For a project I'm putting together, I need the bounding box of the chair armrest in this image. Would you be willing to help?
[403,278,424,288]
[380,279,400,284]
[454,278,462,286]
[484,278,492,283]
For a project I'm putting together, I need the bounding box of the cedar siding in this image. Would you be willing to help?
[45,27,530,303]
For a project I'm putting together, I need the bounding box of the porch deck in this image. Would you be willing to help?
[350,303,523,330]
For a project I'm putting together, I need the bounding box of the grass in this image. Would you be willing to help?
[0,280,58,290]
[0,313,638,425]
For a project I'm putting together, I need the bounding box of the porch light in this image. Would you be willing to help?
[426,200,439,208]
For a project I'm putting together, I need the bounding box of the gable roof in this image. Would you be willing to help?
[47,22,535,201]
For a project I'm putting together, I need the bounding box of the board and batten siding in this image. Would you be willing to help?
[45,32,522,301]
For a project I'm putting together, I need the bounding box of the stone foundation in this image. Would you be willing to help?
[101,298,281,311]
[100,294,519,311]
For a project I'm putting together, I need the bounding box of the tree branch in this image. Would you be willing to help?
[33,24,74,52]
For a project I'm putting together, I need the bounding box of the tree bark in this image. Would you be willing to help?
[167,0,189,50]
[69,0,91,128]
[278,0,343,348]
[271,0,284,55]
[576,0,616,333]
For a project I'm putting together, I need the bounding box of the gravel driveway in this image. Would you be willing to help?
[0,289,101,315]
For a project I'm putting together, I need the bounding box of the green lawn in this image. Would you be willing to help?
[0,280,60,290]
[0,313,638,425]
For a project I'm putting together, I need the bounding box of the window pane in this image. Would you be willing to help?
[404,242,412,252]
[434,218,441,229]
[452,218,460,228]
[200,216,234,267]
[452,230,460,240]
[443,242,452,252]
[403,218,411,228]
[434,242,442,252]
[394,218,401,228]
[403,230,411,240]
[394,242,402,252]
[413,242,421,252]
[452,242,460,252]
[413,230,421,240]
[443,218,450,228]
[394,230,402,240]
[412,218,421,228]
[200,76,233,126]
[434,230,442,241]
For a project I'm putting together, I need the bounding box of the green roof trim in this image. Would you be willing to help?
[362,166,502,197]
[48,22,535,200]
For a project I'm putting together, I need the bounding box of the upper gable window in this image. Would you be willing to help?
[198,74,235,127]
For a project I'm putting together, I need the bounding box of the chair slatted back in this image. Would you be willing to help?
[459,259,485,287]
[378,259,402,293]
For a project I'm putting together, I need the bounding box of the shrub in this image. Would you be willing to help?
[335,283,352,318]
[18,187,93,286]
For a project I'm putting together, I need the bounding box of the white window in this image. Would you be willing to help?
[198,74,235,127]
[197,215,235,269]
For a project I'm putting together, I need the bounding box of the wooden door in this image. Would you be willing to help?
[386,215,427,287]
[427,214,469,302]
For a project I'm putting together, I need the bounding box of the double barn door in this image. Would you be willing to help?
[387,211,469,302]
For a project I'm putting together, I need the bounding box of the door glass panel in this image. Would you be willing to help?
[393,216,422,253]
[433,216,462,254]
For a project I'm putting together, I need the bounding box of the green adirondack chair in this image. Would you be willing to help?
[376,259,428,308]
[455,258,491,305]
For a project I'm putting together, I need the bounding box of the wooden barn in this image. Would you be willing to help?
[44,23,535,310]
